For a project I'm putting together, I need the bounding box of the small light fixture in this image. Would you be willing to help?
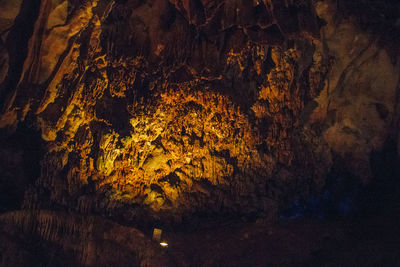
[153,228,162,242]
[160,242,168,247]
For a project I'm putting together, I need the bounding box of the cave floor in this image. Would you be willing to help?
[1,210,400,266]
[162,215,400,266]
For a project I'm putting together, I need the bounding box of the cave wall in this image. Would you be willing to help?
[0,0,399,226]
[312,1,400,183]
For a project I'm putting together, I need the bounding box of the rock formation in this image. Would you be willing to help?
[0,0,399,265]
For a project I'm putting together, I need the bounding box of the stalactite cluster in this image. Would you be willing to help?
[0,0,399,264]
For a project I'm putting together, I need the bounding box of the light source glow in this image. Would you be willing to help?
[160,242,168,247]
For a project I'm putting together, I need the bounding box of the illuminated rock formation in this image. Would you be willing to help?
[0,0,399,264]
[0,0,329,222]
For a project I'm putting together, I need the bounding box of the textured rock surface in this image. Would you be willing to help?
[0,0,399,233]
[0,0,399,266]
[311,1,400,183]
[0,210,171,266]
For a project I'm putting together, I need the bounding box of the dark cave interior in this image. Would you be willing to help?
[0,0,399,266]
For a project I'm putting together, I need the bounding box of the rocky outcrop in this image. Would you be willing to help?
[311,1,400,183]
[0,0,399,227]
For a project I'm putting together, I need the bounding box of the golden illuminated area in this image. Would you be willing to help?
[24,39,330,221]
[1,0,335,224]
[71,86,271,212]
